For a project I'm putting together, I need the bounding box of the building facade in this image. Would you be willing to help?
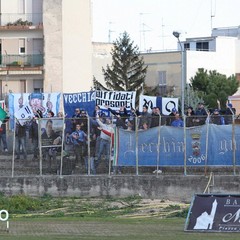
[0,0,93,104]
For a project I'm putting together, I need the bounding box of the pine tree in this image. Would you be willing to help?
[93,32,147,103]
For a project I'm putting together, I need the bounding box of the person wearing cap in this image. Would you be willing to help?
[166,107,178,126]
[194,102,208,126]
[209,108,225,125]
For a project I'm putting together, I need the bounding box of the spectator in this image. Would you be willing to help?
[106,105,129,127]
[224,102,235,125]
[94,115,114,174]
[0,117,9,153]
[97,126,122,175]
[194,102,208,125]
[171,112,184,127]
[71,108,81,130]
[70,123,87,171]
[138,105,152,130]
[15,122,27,160]
[29,115,40,160]
[151,107,165,127]
[209,109,225,125]
[185,106,195,127]
[166,107,178,126]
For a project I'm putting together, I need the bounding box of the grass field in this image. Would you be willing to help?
[0,217,239,240]
[0,195,239,240]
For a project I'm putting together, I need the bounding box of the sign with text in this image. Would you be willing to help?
[185,194,240,232]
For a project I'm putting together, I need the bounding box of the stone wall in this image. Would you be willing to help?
[0,175,239,202]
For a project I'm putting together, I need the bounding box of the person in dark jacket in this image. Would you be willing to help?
[29,116,40,160]
[0,117,9,153]
[15,122,27,160]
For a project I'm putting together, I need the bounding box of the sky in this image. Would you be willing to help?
[92,0,240,51]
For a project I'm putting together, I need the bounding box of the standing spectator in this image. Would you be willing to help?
[15,122,27,160]
[224,102,235,125]
[79,109,88,133]
[151,107,165,127]
[71,108,81,131]
[70,123,87,170]
[97,126,122,175]
[0,117,9,153]
[94,115,114,174]
[185,106,195,127]
[194,102,208,125]
[106,105,129,127]
[209,109,225,125]
[166,108,178,126]
[29,115,40,160]
[171,112,184,127]
[138,105,152,130]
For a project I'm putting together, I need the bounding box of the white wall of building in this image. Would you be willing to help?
[43,0,92,93]
[62,0,92,92]
[92,42,113,87]
[186,37,239,82]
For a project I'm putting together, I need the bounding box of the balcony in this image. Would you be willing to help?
[0,54,43,70]
[0,13,43,31]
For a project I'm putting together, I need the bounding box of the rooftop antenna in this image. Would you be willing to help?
[139,13,151,51]
[108,21,115,42]
[211,0,216,34]
[161,18,165,49]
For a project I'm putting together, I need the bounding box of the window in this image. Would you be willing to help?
[158,71,167,95]
[184,43,190,50]
[19,39,25,54]
[196,41,209,51]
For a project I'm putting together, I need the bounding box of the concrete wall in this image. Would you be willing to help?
[0,175,239,202]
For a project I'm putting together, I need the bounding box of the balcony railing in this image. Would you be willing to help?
[0,13,43,27]
[0,54,43,68]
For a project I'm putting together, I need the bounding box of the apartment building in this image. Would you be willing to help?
[0,0,92,103]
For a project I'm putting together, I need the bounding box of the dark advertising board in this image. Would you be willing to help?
[185,194,240,232]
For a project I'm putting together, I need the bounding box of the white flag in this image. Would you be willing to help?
[14,102,34,126]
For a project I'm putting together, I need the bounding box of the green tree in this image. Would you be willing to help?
[190,68,239,109]
[93,31,147,103]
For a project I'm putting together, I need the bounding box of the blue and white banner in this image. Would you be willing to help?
[95,90,136,116]
[116,124,239,166]
[14,102,34,126]
[63,91,95,117]
[139,95,178,115]
[8,92,61,129]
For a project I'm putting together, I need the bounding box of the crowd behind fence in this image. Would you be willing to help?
[0,112,240,177]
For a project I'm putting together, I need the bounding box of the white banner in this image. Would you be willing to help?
[95,90,136,110]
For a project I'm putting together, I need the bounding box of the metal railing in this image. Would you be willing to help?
[0,54,43,67]
[0,115,239,177]
[0,13,42,26]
